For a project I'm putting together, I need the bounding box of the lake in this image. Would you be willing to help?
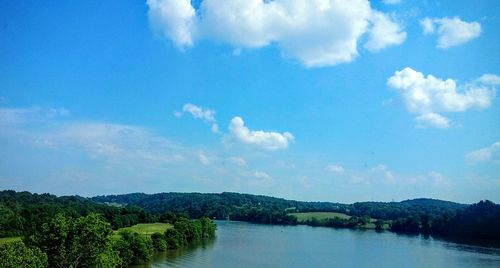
[132,220,500,268]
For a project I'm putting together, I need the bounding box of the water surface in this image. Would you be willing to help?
[133,220,500,268]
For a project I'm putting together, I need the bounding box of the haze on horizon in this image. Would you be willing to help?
[0,0,499,204]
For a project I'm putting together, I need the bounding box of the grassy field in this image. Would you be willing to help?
[113,223,172,238]
[290,212,390,230]
[0,237,21,244]
[289,212,351,222]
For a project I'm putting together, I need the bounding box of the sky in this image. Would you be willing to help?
[0,0,499,203]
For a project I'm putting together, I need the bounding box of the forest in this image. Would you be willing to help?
[0,209,215,267]
[92,192,500,241]
[1,190,500,266]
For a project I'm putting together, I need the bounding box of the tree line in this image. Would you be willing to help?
[0,190,156,238]
[92,191,500,242]
[2,190,499,245]
[0,212,216,268]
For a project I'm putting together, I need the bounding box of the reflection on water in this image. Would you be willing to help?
[130,238,216,268]
[131,221,500,268]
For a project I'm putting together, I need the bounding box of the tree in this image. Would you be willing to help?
[164,228,187,249]
[30,213,118,268]
[375,219,384,231]
[151,232,167,251]
[0,241,47,268]
[199,217,216,238]
[114,230,153,265]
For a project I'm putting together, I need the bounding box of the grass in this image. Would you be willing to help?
[290,212,391,230]
[0,237,21,244]
[112,223,172,239]
[289,212,351,222]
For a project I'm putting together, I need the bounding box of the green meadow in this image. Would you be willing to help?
[289,212,351,222]
[0,237,21,244]
[113,223,172,238]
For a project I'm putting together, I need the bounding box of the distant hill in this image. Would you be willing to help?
[401,198,466,209]
[91,192,467,221]
[6,190,500,242]
[92,192,346,219]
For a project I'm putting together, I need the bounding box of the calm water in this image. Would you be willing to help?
[132,221,500,268]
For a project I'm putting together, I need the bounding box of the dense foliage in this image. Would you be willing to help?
[92,192,500,242]
[348,198,465,220]
[0,212,217,268]
[303,216,372,229]
[91,192,469,227]
[0,241,47,268]
[113,230,153,265]
[164,216,217,249]
[0,190,155,238]
[390,200,500,241]
[92,192,345,220]
[27,213,119,268]
[2,190,500,251]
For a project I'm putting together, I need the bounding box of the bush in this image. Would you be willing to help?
[151,232,167,251]
[0,241,47,268]
[114,230,153,265]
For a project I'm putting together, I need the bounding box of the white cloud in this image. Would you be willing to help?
[147,0,406,67]
[229,116,294,150]
[415,113,450,129]
[0,107,69,124]
[387,67,497,128]
[420,18,435,34]
[371,164,394,181]
[420,17,481,49]
[228,157,247,166]
[466,142,500,163]
[364,11,406,51]
[57,123,186,164]
[326,164,344,173]
[477,74,500,86]
[147,0,196,49]
[0,108,186,166]
[175,103,219,133]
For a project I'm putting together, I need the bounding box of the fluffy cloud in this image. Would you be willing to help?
[175,103,219,133]
[466,142,500,163]
[147,0,196,48]
[364,11,406,51]
[420,17,481,49]
[147,0,406,67]
[387,67,497,128]
[415,113,450,129]
[229,116,294,150]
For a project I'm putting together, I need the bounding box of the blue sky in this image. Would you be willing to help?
[0,0,499,203]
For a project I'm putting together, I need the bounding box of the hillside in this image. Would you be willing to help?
[91,192,466,221]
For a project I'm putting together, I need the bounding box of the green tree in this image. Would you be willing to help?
[173,218,201,243]
[164,228,186,249]
[31,213,118,268]
[199,217,216,238]
[151,232,167,251]
[0,241,47,268]
[114,230,153,265]
[96,242,123,268]
[375,219,384,231]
